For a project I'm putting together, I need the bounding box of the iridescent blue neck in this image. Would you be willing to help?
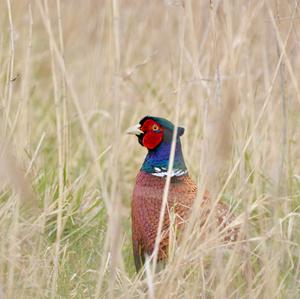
[141,140,188,176]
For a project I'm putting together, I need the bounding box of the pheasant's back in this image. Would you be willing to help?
[131,171,238,264]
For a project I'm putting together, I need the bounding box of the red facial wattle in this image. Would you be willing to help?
[143,131,163,150]
[140,119,163,150]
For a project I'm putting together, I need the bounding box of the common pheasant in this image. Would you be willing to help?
[127,116,238,272]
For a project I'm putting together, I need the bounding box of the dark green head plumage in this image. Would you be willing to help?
[139,116,185,139]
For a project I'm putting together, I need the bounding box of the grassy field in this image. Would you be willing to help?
[1,0,300,298]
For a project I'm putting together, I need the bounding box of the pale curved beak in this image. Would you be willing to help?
[126,124,143,135]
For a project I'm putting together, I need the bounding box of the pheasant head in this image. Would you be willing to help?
[127,116,187,177]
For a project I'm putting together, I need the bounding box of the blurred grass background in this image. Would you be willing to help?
[0,0,300,298]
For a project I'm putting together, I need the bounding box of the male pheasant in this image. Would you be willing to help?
[127,116,238,272]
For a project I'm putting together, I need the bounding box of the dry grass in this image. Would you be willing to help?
[1,0,300,298]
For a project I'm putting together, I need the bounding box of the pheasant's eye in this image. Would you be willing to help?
[152,124,159,131]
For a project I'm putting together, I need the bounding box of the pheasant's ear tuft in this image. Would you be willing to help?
[178,127,185,136]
